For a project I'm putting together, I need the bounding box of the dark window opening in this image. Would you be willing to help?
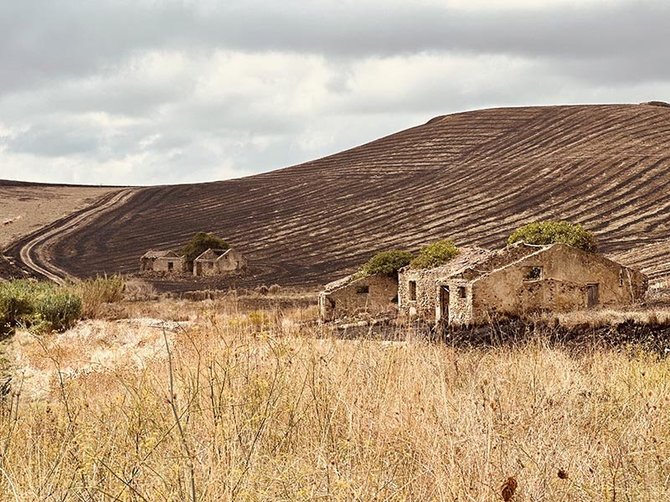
[409,281,417,301]
[524,266,543,281]
[167,262,174,271]
[356,285,370,294]
[458,286,466,299]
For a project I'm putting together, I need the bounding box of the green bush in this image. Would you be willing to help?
[183,232,230,262]
[410,240,460,269]
[0,281,34,332]
[507,221,597,252]
[0,280,83,334]
[360,250,414,277]
[35,292,82,332]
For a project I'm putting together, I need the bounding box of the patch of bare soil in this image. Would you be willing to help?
[0,183,114,249]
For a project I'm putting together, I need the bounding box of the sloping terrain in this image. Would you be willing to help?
[9,103,670,288]
[0,181,115,248]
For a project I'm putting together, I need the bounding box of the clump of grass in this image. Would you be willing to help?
[71,275,124,318]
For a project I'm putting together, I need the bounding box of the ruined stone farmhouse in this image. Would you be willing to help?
[398,242,647,325]
[319,273,398,322]
[139,250,187,273]
[320,242,647,324]
[193,248,247,277]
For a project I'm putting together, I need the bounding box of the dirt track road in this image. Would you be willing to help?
[9,189,135,284]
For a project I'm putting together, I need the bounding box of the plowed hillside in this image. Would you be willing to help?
[48,103,670,287]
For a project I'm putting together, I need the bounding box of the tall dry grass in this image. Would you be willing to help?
[1,300,670,500]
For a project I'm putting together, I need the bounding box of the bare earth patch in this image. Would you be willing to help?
[0,183,114,249]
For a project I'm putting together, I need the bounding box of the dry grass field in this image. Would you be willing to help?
[2,295,670,500]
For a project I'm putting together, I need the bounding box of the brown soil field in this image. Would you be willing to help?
[0,181,114,249]
[4,103,670,289]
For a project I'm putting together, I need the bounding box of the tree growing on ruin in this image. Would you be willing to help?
[410,240,460,269]
[360,250,414,277]
[507,221,597,252]
[183,232,230,262]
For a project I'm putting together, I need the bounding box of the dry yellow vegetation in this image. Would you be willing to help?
[2,297,670,500]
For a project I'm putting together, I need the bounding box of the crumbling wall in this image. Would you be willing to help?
[320,275,398,322]
[471,244,647,322]
[398,266,450,321]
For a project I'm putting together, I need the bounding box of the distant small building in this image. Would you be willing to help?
[398,242,648,325]
[193,248,247,277]
[139,250,187,273]
[319,274,398,322]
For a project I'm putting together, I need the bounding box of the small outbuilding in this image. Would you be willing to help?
[319,274,398,322]
[193,248,247,277]
[139,250,187,273]
[399,242,648,325]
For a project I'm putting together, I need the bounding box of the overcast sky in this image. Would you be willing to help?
[0,0,668,185]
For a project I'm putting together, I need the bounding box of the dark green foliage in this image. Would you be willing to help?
[183,232,230,262]
[410,240,460,269]
[0,280,83,334]
[507,221,597,252]
[360,250,414,277]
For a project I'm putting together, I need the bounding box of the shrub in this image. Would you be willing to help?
[0,281,35,333]
[507,221,597,252]
[360,250,414,277]
[0,280,83,334]
[410,240,460,269]
[183,232,230,262]
[73,276,125,318]
[268,284,282,294]
[35,292,82,332]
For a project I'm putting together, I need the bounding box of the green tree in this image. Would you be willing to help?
[507,220,597,252]
[410,240,460,269]
[183,232,230,262]
[360,250,414,277]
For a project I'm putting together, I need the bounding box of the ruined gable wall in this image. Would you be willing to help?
[471,246,647,321]
[320,275,398,322]
[216,249,247,273]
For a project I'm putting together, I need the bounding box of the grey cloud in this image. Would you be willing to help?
[3,124,101,157]
[2,0,669,96]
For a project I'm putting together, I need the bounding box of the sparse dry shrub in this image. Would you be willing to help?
[123,278,159,302]
[257,284,269,296]
[72,275,125,318]
[268,284,282,294]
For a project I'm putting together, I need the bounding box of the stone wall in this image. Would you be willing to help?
[471,244,647,322]
[398,266,451,321]
[320,274,398,322]
[147,256,187,273]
